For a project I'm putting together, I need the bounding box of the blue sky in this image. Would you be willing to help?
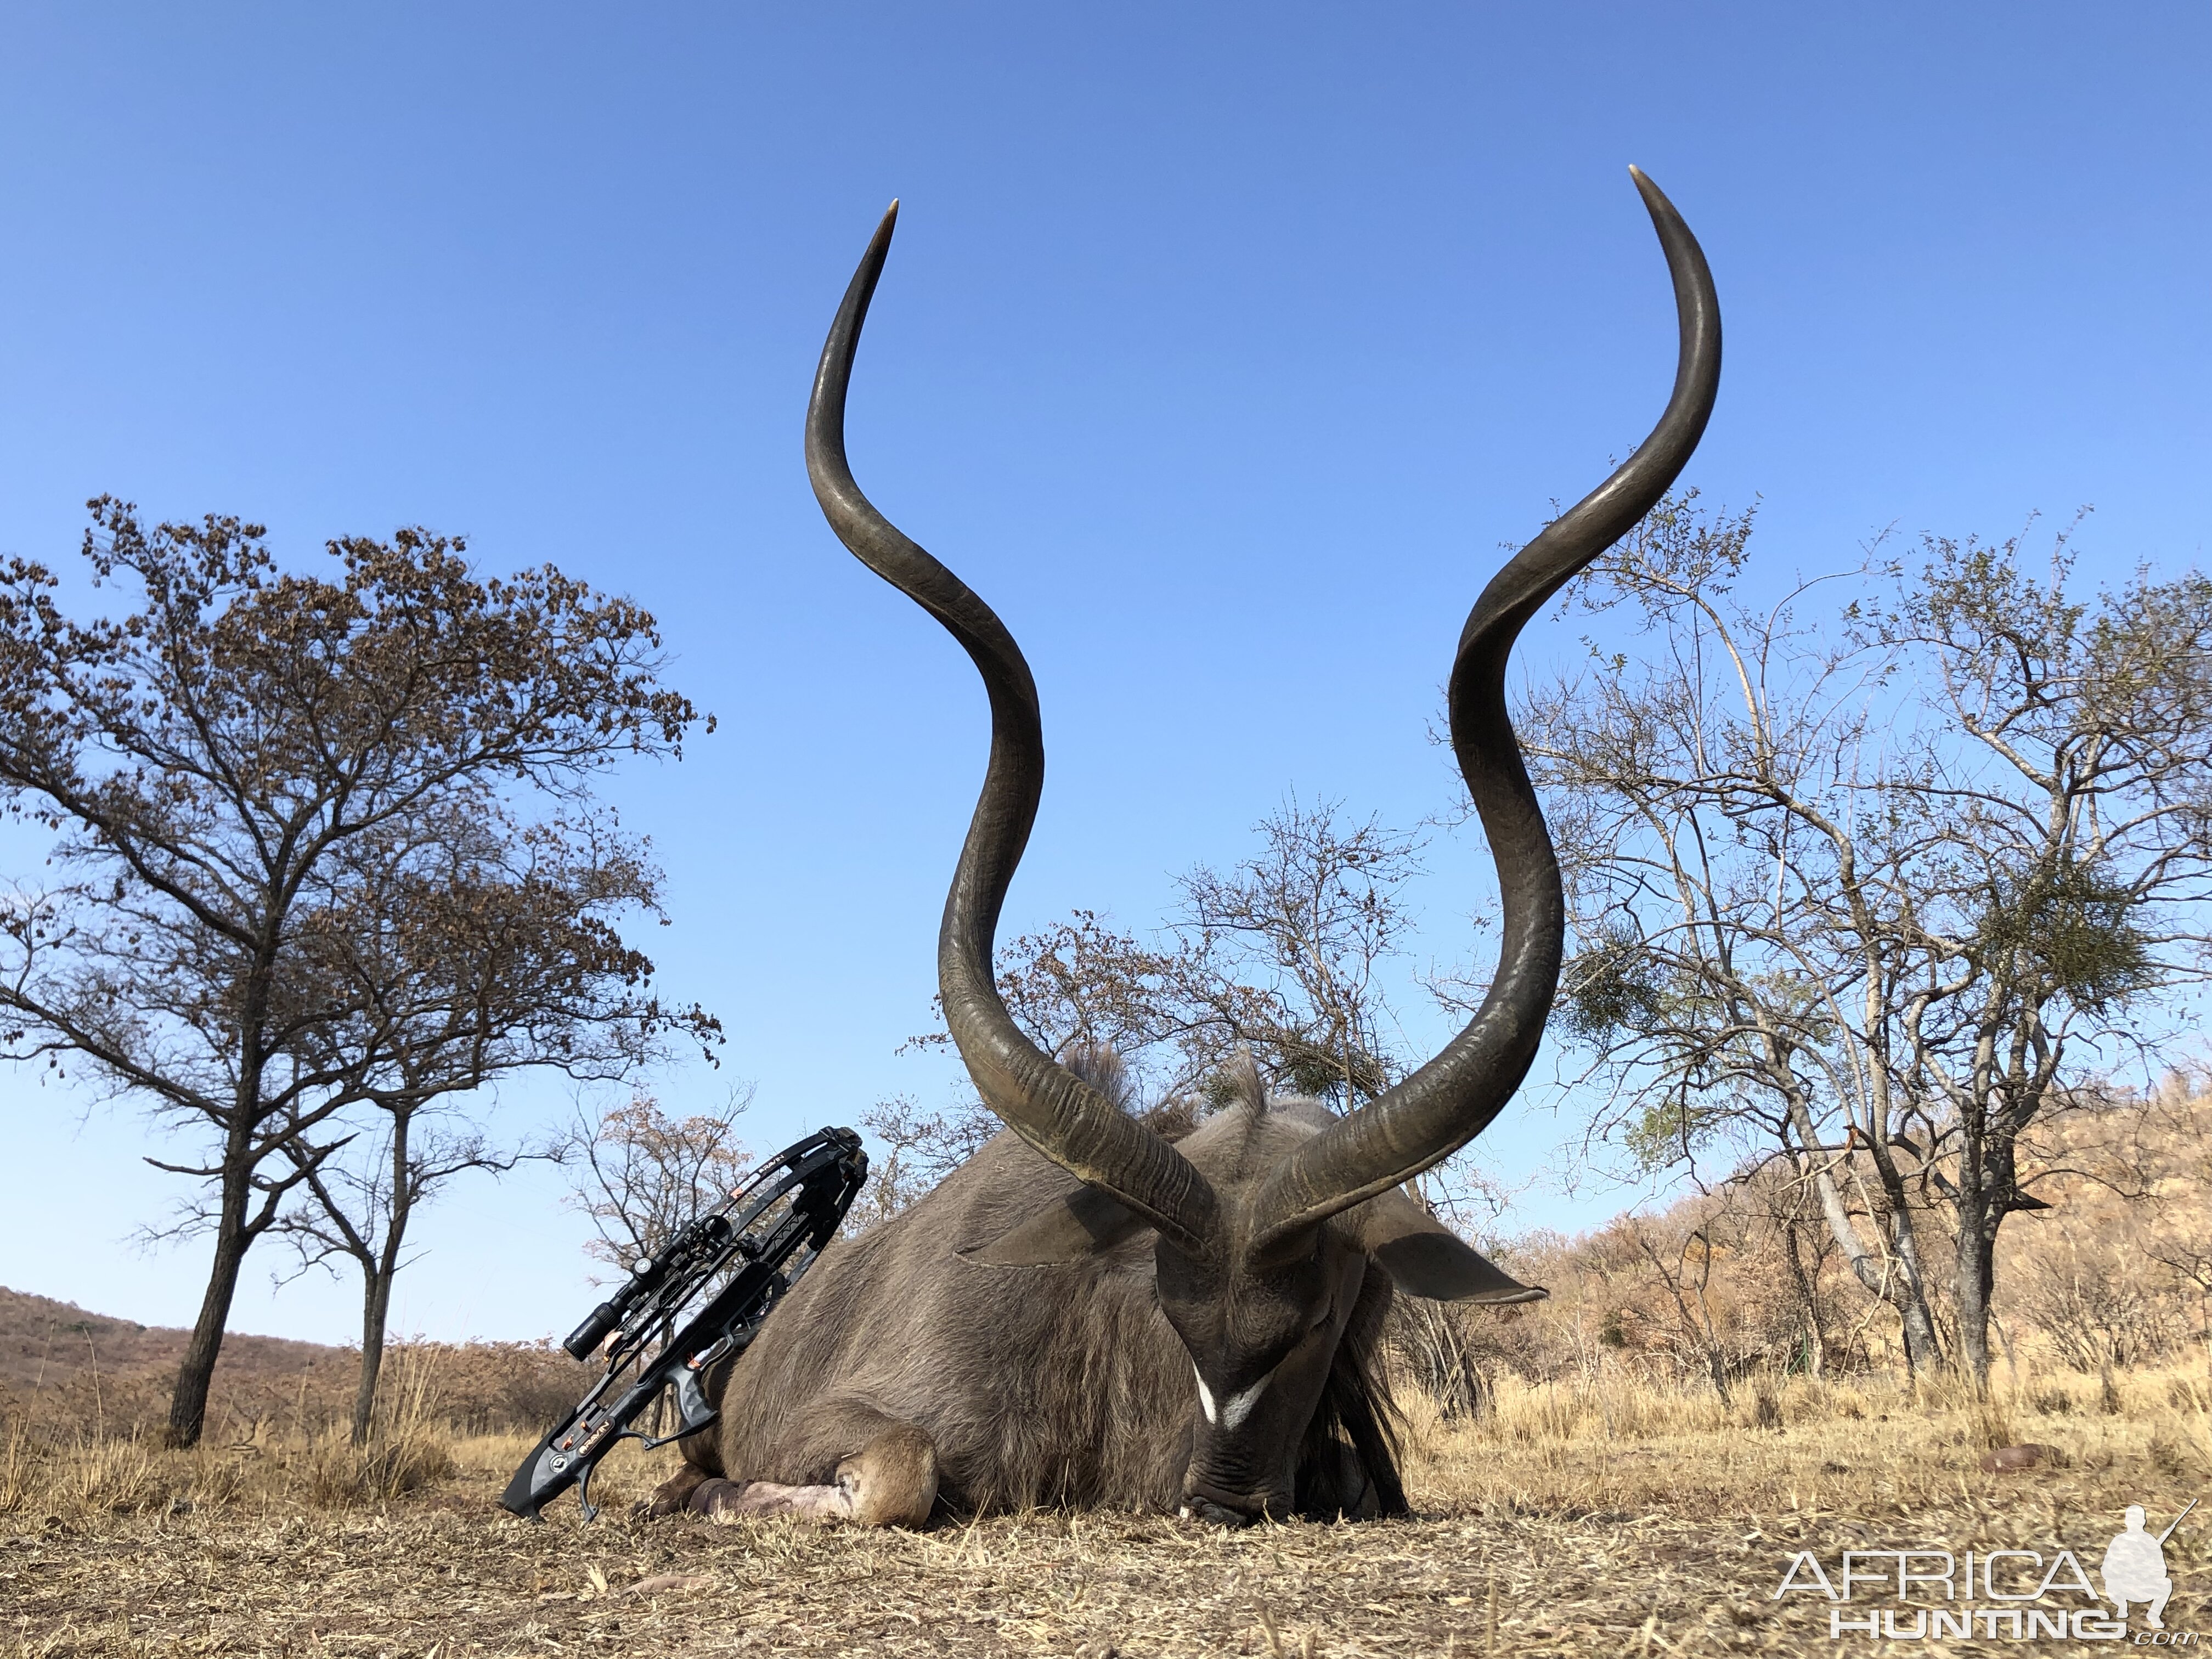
[1,3,2207,1344]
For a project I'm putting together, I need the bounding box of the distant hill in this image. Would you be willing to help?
[0,1286,577,1439]
[1,1285,348,1396]
[2,1285,359,1434]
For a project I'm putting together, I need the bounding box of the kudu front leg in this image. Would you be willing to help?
[646,1458,715,1519]
[691,1407,938,1528]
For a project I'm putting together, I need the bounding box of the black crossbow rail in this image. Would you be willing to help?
[499,1127,868,1523]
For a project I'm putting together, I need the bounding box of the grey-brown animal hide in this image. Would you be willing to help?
[678,1079,1517,1520]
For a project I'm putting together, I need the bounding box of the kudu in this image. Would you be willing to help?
[653,168,1720,1527]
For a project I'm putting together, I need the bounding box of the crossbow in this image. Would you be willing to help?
[499,1125,867,1522]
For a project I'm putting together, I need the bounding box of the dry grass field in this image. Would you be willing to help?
[5,1359,2207,1658]
[9,1084,2209,1656]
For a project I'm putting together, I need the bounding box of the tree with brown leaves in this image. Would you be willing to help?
[0,500,718,1445]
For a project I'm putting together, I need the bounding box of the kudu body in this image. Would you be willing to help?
[655,170,1721,1527]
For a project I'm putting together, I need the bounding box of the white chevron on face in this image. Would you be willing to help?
[1220,1375,1267,1431]
[1193,1364,1269,1431]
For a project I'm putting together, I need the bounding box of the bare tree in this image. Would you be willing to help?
[984,910,1184,1079]
[274,1110,523,1442]
[561,1087,754,1272]
[0,501,715,1443]
[873,798,1432,1219]
[1756,1164,1843,1378]
[1167,797,1424,1107]
[1519,493,2212,1389]
[864,911,1163,1224]
[849,1092,1001,1228]
[2010,1226,2180,1376]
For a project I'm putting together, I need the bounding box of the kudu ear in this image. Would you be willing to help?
[961,1184,1153,1267]
[1353,1189,1547,1305]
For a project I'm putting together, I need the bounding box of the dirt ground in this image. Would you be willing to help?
[7,1392,2207,1659]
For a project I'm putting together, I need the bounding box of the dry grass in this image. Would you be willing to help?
[0,1287,587,1453]
[4,1359,2208,1657]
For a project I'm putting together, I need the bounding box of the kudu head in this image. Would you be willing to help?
[806,173,1720,1520]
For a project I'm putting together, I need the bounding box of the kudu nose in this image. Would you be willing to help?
[1179,1495,1257,1528]
[1178,1476,1279,1528]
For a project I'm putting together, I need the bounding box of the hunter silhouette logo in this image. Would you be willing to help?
[1773,1499,2198,1642]
[2104,1500,2193,1630]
